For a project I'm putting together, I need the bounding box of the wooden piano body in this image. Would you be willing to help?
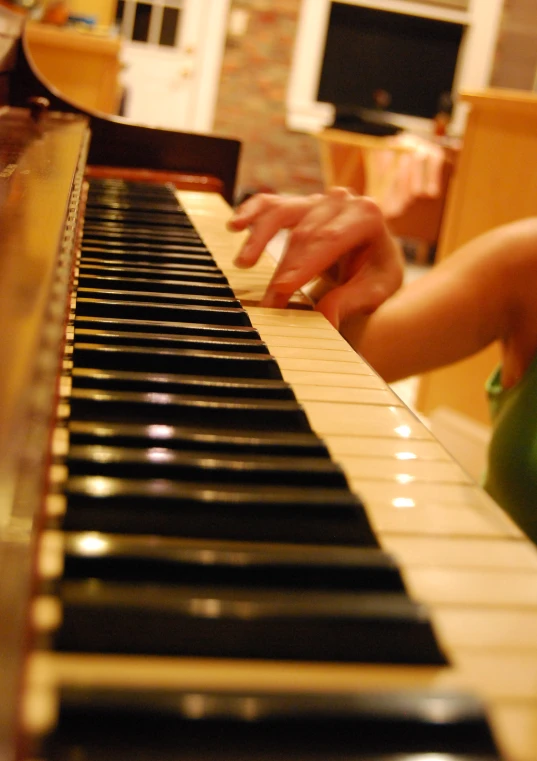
[2,11,537,761]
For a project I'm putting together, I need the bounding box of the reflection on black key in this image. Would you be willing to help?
[67,420,330,457]
[73,316,259,339]
[61,474,372,546]
[75,298,252,325]
[73,329,269,353]
[60,532,405,591]
[71,344,284,379]
[47,689,501,761]
[65,445,348,487]
[55,577,445,663]
[70,368,295,400]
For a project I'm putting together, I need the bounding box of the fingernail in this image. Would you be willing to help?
[233,255,250,269]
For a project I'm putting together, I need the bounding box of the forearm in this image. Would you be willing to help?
[340,219,537,383]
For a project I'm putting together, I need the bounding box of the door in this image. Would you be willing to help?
[116,0,230,132]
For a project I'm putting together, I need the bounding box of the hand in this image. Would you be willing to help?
[227,187,404,329]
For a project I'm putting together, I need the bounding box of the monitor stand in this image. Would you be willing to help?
[332,112,402,137]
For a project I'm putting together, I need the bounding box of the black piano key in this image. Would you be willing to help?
[72,329,269,353]
[74,299,252,325]
[64,445,348,487]
[81,239,209,254]
[73,315,261,339]
[68,388,308,430]
[60,532,406,592]
[76,286,240,307]
[87,178,178,195]
[71,344,284,379]
[85,200,183,214]
[45,689,501,761]
[81,249,219,266]
[53,578,445,664]
[67,420,330,457]
[70,368,295,400]
[57,534,404,592]
[83,210,195,227]
[78,263,227,280]
[82,225,201,243]
[76,276,235,298]
[60,475,375,545]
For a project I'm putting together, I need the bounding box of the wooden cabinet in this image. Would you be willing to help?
[416,88,537,424]
[24,21,122,115]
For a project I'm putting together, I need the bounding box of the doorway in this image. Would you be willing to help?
[116,0,230,132]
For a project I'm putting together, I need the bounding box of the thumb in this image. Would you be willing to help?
[316,277,392,329]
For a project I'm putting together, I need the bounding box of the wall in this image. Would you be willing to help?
[213,0,537,201]
[212,0,323,200]
[490,0,537,90]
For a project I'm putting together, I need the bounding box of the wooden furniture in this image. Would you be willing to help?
[316,127,457,260]
[416,88,537,425]
[24,21,122,114]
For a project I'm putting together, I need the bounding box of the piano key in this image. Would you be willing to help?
[80,250,220,266]
[75,285,240,306]
[81,239,210,254]
[41,531,406,592]
[72,315,260,338]
[43,688,499,761]
[59,475,373,545]
[75,280,237,298]
[51,580,445,663]
[82,224,201,243]
[66,420,331,457]
[74,298,252,325]
[69,367,296,399]
[85,198,183,213]
[70,343,285,379]
[83,210,195,227]
[78,263,227,280]
[66,388,310,430]
[72,328,270,353]
[64,444,348,487]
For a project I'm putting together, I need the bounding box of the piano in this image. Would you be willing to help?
[2,10,537,761]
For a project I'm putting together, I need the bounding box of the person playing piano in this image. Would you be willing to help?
[228,187,537,542]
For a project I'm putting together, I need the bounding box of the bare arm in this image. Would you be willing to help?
[346,217,537,386]
[228,191,537,388]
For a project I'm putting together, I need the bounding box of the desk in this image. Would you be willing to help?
[24,22,122,115]
[316,128,457,261]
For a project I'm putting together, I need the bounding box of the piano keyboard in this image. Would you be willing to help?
[18,177,537,761]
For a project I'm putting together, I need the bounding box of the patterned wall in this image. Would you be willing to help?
[212,0,323,201]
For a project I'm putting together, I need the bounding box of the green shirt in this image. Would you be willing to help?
[484,353,537,542]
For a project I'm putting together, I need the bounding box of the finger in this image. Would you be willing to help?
[316,277,387,329]
[226,193,277,231]
[317,247,404,329]
[232,195,323,269]
[265,196,383,299]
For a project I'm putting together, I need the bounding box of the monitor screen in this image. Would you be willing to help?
[317,3,465,120]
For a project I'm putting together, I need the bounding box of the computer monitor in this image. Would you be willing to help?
[317,3,464,129]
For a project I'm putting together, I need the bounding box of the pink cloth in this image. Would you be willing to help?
[363,133,446,218]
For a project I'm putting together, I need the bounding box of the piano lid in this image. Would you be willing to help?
[7,18,241,204]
